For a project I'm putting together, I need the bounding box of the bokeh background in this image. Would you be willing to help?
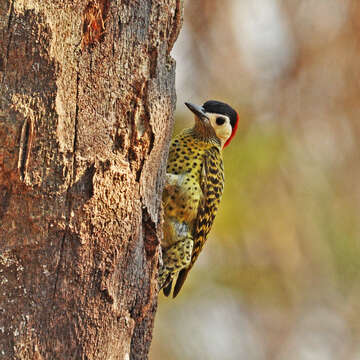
[150,1,360,359]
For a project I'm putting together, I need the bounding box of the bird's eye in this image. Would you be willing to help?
[216,117,225,125]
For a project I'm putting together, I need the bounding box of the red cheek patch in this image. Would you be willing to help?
[223,112,239,148]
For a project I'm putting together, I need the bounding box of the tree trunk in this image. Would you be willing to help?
[0,0,182,358]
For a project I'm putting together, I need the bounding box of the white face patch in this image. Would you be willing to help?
[207,113,232,148]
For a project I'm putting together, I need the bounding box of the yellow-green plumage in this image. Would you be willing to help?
[159,128,224,297]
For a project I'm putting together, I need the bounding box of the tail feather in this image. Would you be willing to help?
[173,268,189,298]
[162,280,173,297]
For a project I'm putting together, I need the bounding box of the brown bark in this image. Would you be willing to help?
[0,0,182,359]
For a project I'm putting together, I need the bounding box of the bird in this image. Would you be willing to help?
[159,100,239,297]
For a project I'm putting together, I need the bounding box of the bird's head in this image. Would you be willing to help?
[185,100,239,148]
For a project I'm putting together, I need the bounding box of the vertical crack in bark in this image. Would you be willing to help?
[18,118,34,182]
[142,207,158,259]
[143,80,155,156]
[167,0,183,55]
[72,71,80,179]
[2,0,14,84]
[53,70,80,300]
[5,0,15,61]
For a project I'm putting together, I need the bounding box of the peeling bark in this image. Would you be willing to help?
[0,0,183,358]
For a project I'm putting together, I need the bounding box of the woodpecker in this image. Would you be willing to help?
[159,100,239,297]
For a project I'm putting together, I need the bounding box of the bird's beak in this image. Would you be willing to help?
[185,102,209,120]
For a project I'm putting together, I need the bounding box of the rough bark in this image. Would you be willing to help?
[0,0,182,359]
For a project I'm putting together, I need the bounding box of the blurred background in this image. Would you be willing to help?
[150,0,360,359]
